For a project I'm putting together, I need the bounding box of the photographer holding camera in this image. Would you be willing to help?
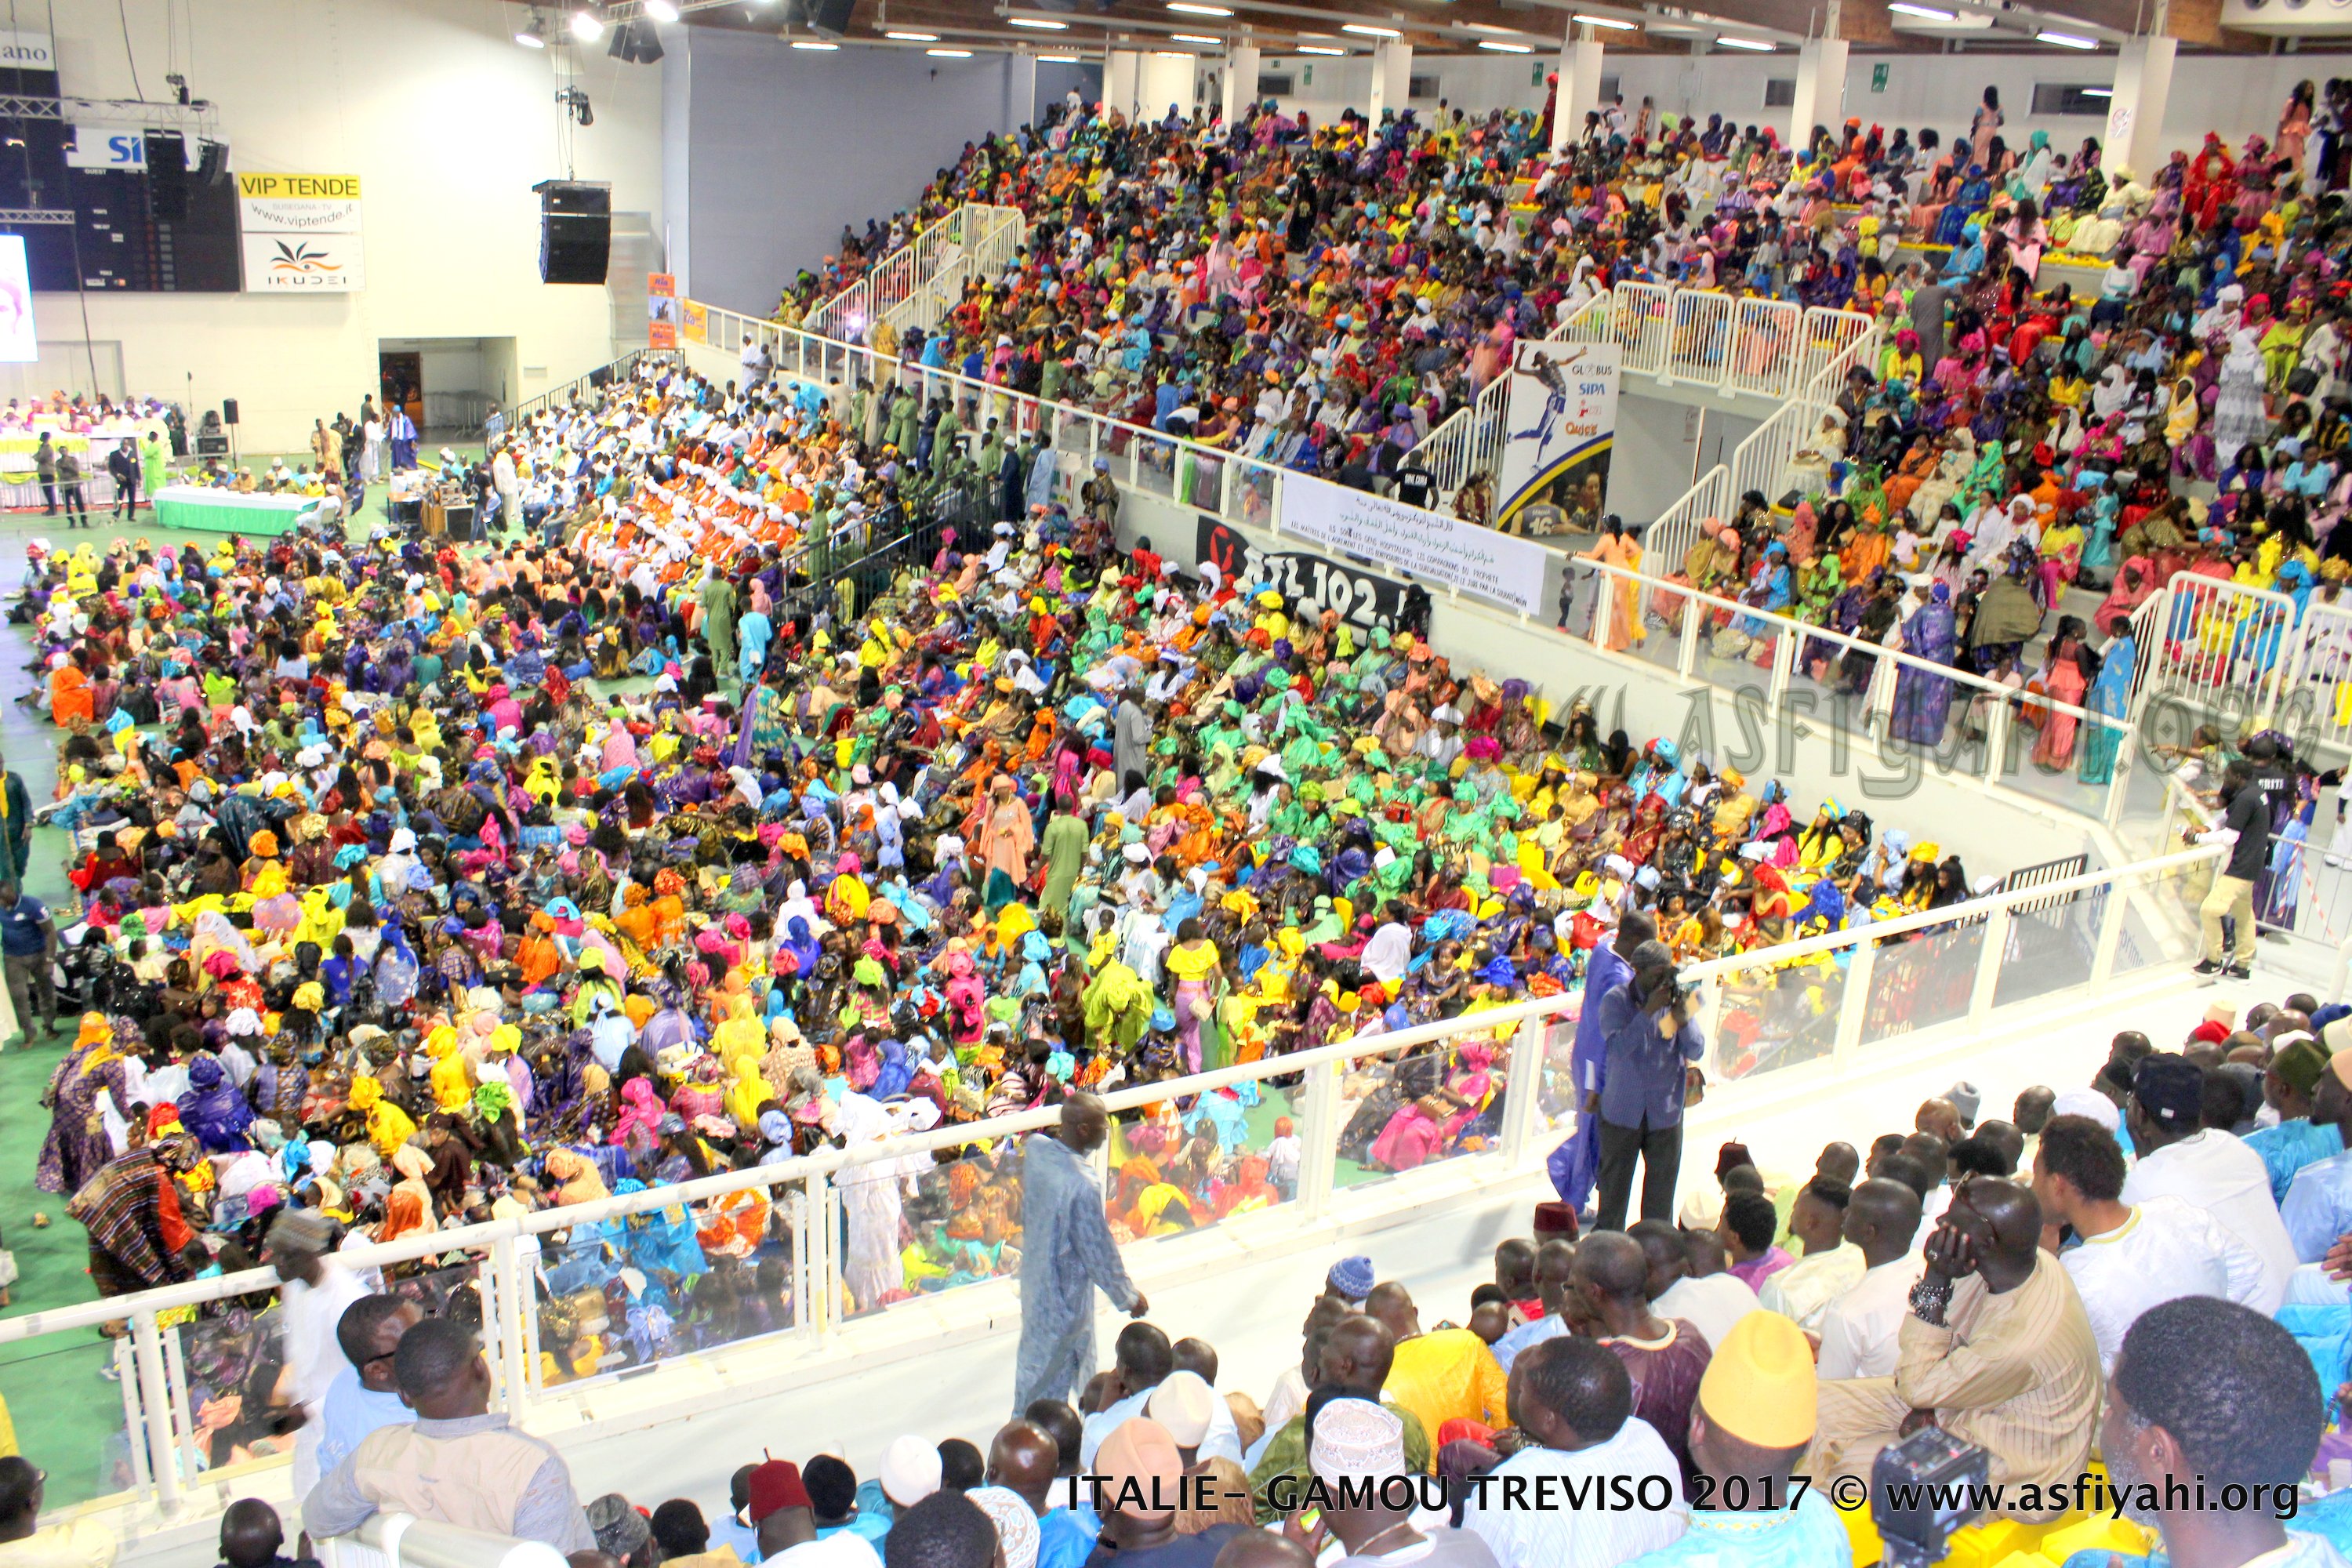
[1592,940,1706,1232]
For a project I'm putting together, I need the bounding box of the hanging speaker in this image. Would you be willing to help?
[533,179,610,285]
[195,140,230,187]
[144,129,188,221]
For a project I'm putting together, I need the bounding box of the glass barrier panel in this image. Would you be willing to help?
[1134,434,1178,497]
[0,1330,135,1508]
[531,1180,799,1388]
[172,1294,299,1484]
[1989,704,2125,818]
[1534,1014,1584,1137]
[840,1143,1022,1323]
[2111,866,2204,977]
[1858,916,1986,1048]
[1619,579,1682,680]
[1709,948,1847,1082]
[1179,450,1225,513]
[1331,1036,1512,1191]
[1236,464,1279,531]
[1990,887,2101,1010]
[1099,1081,1296,1240]
[1683,605,1778,718]
[2268,834,2352,948]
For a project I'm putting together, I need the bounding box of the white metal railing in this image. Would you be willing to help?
[1727,296,1805,400]
[1639,463,1733,586]
[800,205,1023,347]
[326,1512,566,1568]
[3,829,2215,1531]
[871,205,1028,350]
[1664,289,1736,388]
[2128,572,2299,730]
[1613,280,1674,377]
[1586,299,1874,582]
[1566,542,2147,826]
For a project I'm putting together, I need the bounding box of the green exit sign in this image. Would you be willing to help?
[1871,62,1889,93]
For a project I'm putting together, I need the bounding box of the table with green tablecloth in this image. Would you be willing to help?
[151,485,321,535]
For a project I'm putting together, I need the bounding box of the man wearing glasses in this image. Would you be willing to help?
[315,1298,425,1481]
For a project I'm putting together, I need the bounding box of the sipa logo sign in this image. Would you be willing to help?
[0,31,53,68]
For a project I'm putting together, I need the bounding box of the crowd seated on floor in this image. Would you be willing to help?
[5,345,2060,1474]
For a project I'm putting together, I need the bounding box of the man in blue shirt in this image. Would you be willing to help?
[0,880,59,1042]
[2281,1047,2352,1263]
[1548,911,1656,1218]
[987,1419,1096,1568]
[1490,1238,1577,1373]
[316,1298,419,1483]
[1592,939,1706,1232]
[2249,1034,2343,1202]
[807,1455,891,1546]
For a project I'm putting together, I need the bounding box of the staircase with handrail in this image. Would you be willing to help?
[798,203,1025,348]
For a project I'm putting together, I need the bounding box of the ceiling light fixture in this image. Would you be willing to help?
[641,0,680,20]
[1036,51,1080,60]
[1341,22,1399,35]
[1477,38,1530,49]
[1155,49,1197,56]
[1294,43,1346,53]
[1167,2,1232,13]
[1573,13,1638,27]
[2036,27,2096,45]
[1714,34,1774,48]
[886,29,938,39]
[569,7,604,41]
[2081,85,2111,95]
[1007,16,1066,28]
[927,46,973,55]
[792,38,837,48]
[1171,33,1220,42]
[515,10,548,45]
[1886,3,1956,16]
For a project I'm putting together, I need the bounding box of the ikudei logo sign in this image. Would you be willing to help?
[240,232,365,292]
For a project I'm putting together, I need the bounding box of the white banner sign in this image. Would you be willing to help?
[241,231,364,292]
[1497,339,1621,526]
[238,174,364,293]
[239,195,363,235]
[1277,470,1550,615]
[0,31,53,69]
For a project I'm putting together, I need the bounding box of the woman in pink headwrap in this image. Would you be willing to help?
[944,950,986,1049]
[609,1075,663,1151]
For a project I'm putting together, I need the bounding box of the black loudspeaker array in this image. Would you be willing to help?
[533,179,611,285]
[143,129,188,221]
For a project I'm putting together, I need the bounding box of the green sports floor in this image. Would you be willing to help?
[0,457,428,1505]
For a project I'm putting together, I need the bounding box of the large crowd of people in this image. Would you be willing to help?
[17,68,2352,1568]
[766,82,2352,776]
[20,348,2015,1382]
